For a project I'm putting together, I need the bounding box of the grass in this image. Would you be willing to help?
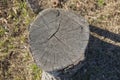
[0,26,6,37]
[0,0,120,80]
[30,64,42,80]
[0,0,41,80]
[97,0,104,6]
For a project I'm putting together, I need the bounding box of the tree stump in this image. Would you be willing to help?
[29,8,89,80]
[26,0,40,13]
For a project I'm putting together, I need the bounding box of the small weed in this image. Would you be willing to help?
[0,39,11,53]
[2,0,7,5]
[30,64,42,80]
[97,0,104,6]
[0,26,6,37]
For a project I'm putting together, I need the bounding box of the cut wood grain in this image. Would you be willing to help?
[29,8,89,80]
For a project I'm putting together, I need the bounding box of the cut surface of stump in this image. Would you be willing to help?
[29,8,89,72]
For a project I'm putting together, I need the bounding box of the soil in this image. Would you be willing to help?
[0,0,120,80]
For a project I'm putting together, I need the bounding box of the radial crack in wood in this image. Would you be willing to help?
[29,8,89,74]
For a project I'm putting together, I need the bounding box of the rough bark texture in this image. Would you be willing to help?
[26,0,40,13]
[26,0,70,13]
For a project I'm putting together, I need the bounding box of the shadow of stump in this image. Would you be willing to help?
[72,25,120,80]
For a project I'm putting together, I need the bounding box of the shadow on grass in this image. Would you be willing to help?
[73,25,120,80]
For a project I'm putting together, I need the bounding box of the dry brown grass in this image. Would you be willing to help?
[0,0,41,80]
[0,0,120,80]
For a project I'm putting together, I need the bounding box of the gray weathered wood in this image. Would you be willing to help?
[41,71,58,80]
[29,8,89,80]
[29,9,89,80]
[26,0,40,13]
